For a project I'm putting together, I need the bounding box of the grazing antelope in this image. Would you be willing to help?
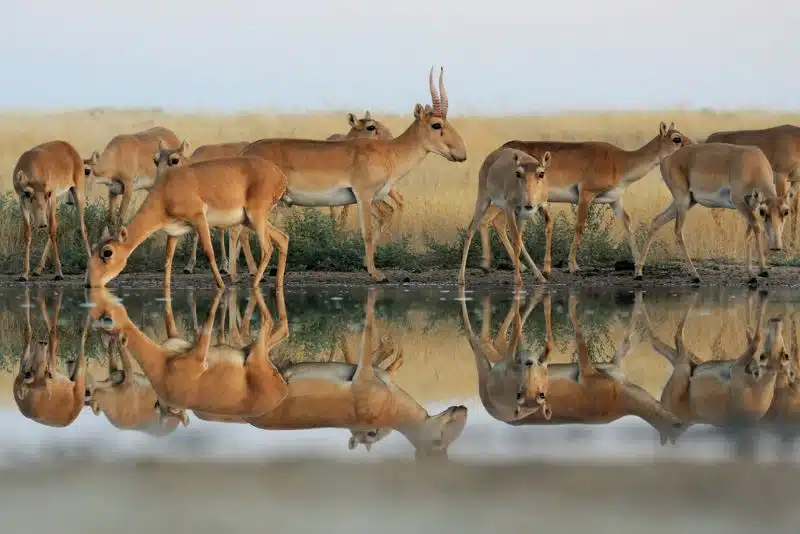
[85,155,289,290]
[236,67,467,283]
[90,286,290,419]
[149,140,259,277]
[326,111,405,232]
[13,140,92,281]
[458,147,552,287]
[13,288,88,428]
[704,125,800,242]
[87,126,182,233]
[460,287,552,422]
[243,288,469,461]
[499,121,690,276]
[634,143,791,285]
[763,311,800,434]
[85,332,190,435]
[641,289,788,443]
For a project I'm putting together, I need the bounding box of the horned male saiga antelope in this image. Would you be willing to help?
[242,288,468,462]
[236,67,467,283]
[705,124,800,244]
[13,140,92,281]
[634,143,791,286]
[496,121,690,277]
[13,288,88,428]
[85,332,189,436]
[86,126,182,234]
[89,286,290,420]
[458,147,552,288]
[325,111,405,232]
[459,286,552,422]
[463,287,685,442]
[640,289,789,444]
[85,154,290,291]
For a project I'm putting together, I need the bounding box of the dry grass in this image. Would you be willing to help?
[1,108,799,262]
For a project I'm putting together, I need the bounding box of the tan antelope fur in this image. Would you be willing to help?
[237,67,467,283]
[498,122,690,276]
[243,288,469,461]
[634,143,791,285]
[705,125,800,243]
[641,289,788,443]
[85,155,289,290]
[86,332,190,435]
[151,140,259,277]
[13,140,92,281]
[87,126,182,232]
[763,311,800,430]
[89,286,290,419]
[13,288,88,428]
[460,287,552,422]
[458,147,552,287]
[325,111,405,231]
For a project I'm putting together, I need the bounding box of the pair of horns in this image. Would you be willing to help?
[428,67,449,117]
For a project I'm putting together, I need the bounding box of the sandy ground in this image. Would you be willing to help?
[2,260,800,289]
[0,459,797,534]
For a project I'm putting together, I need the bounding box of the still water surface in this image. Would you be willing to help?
[3,284,800,466]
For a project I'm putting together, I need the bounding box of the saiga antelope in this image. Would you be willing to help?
[86,332,190,435]
[634,143,791,285]
[89,286,290,419]
[763,311,800,437]
[459,287,552,422]
[86,126,182,233]
[641,289,788,443]
[13,288,88,428]
[458,147,552,287]
[13,140,92,281]
[497,122,690,277]
[85,155,289,290]
[236,67,467,283]
[325,111,405,232]
[243,288,469,461]
[148,140,259,278]
[705,125,800,243]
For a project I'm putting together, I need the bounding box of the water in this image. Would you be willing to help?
[3,284,800,467]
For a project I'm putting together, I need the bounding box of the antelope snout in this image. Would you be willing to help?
[515,205,537,220]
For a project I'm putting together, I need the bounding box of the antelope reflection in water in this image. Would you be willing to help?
[13,288,87,428]
[89,286,289,420]
[242,288,468,461]
[462,288,684,443]
[85,331,189,436]
[641,289,789,444]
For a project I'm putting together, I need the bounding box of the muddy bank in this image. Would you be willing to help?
[2,260,800,290]
[0,459,796,533]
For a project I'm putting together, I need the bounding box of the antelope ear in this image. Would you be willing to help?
[512,151,520,165]
[364,110,372,120]
[659,121,668,137]
[348,436,358,450]
[413,103,425,120]
[15,170,27,185]
[348,112,357,128]
[179,139,190,154]
[90,151,99,164]
[541,151,552,169]
[158,139,167,151]
[152,151,161,164]
[100,226,111,242]
[118,226,129,244]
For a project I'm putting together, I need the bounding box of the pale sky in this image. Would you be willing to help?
[1,1,798,114]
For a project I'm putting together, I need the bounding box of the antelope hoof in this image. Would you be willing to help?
[479,266,492,274]
[633,274,643,281]
[54,274,64,282]
[691,277,701,285]
[220,266,230,275]
[747,277,759,289]
[183,267,194,274]
[542,271,551,280]
[269,267,278,277]
[31,271,41,278]
[759,271,769,278]
[17,275,28,282]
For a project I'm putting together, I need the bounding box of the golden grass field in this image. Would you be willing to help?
[1,108,800,261]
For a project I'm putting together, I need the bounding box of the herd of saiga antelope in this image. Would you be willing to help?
[12,66,800,290]
[15,284,799,460]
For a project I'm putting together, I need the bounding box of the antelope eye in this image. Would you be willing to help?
[759,207,767,217]
[101,247,113,259]
[366,125,376,131]
[515,170,523,178]
[169,157,180,166]
[672,136,682,144]
[431,122,442,130]
[45,191,52,198]
[366,430,377,438]
[84,167,91,176]
[783,209,790,217]
[538,172,545,178]
[153,157,159,165]
[24,191,32,199]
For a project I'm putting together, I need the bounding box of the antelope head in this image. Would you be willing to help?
[16,171,53,230]
[747,188,790,252]
[412,67,467,163]
[512,149,551,221]
[402,405,468,462]
[86,226,134,288]
[348,428,393,452]
[656,121,691,160]
[152,139,190,177]
[345,110,391,139]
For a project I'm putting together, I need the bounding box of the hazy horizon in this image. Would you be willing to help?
[2,1,798,114]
